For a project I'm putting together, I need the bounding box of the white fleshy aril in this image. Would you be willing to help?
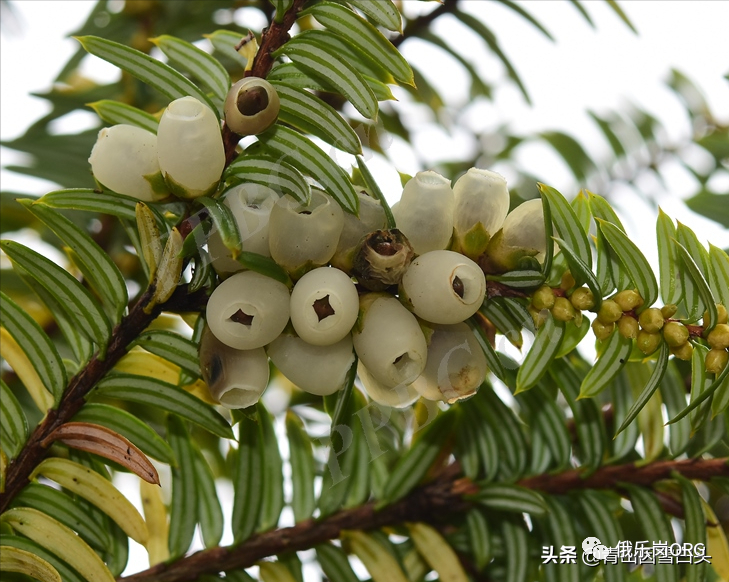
[501,198,546,259]
[88,125,164,202]
[392,170,454,255]
[411,323,487,403]
[267,333,354,396]
[268,190,344,276]
[199,327,269,409]
[157,96,225,198]
[224,77,280,136]
[330,192,386,271]
[206,270,290,350]
[357,361,419,408]
[208,183,280,276]
[352,295,427,389]
[289,267,359,346]
[400,250,486,324]
[452,168,510,257]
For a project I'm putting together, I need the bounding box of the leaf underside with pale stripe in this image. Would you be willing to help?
[597,219,658,310]
[151,35,230,103]
[271,81,362,155]
[258,125,358,214]
[94,374,233,439]
[516,316,564,393]
[1,241,111,355]
[0,291,66,404]
[348,0,402,32]
[88,100,159,134]
[76,35,219,117]
[226,152,311,204]
[22,200,128,321]
[273,32,378,120]
[656,209,683,305]
[303,1,413,85]
[539,183,592,269]
[579,329,632,398]
[132,330,201,378]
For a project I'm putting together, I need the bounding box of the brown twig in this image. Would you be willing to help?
[222,0,305,166]
[518,457,729,494]
[0,285,208,513]
[392,0,460,48]
[118,458,727,582]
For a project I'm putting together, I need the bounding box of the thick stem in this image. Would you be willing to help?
[119,458,727,582]
[0,286,207,513]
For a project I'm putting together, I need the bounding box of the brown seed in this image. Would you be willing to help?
[229,309,254,326]
[312,295,336,322]
[237,86,269,116]
[452,276,465,299]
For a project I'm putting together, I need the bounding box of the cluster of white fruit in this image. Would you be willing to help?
[87,78,547,410]
[201,168,547,410]
[88,78,279,201]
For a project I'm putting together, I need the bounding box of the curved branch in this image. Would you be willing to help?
[0,285,208,513]
[392,0,460,48]
[119,458,728,582]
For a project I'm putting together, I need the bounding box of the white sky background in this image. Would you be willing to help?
[1,0,729,577]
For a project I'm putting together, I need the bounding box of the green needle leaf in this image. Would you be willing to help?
[0,292,66,405]
[76,35,219,117]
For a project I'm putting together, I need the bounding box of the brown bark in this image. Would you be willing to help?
[119,458,728,582]
[222,0,306,166]
[0,286,207,513]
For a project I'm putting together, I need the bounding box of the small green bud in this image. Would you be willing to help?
[574,310,583,328]
[618,315,639,339]
[707,323,729,350]
[552,297,576,322]
[663,321,689,347]
[661,304,678,318]
[614,289,644,312]
[637,330,662,355]
[704,304,729,328]
[670,341,693,361]
[560,271,576,291]
[705,348,729,375]
[597,300,623,324]
[532,285,555,311]
[638,308,664,333]
[529,306,549,329]
[592,318,615,341]
[570,287,595,311]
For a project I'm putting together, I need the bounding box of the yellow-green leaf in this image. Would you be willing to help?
[30,457,148,545]
[1,507,115,582]
[0,545,62,582]
[408,522,468,582]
